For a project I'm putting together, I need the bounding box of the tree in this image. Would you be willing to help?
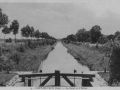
[10,20,19,43]
[41,32,50,39]
[76,28,91,42]
[10,53,20,65]
[21,25,31,39]
[107,34,115,41]
[4,60,13,74]
[29,26,35,39]
[66,34,77,42]
[90,25,102,43]
[2,26,10,42]
[0,8,9,28]
[98,35,108,44]
[108,44,120,86]
[114,31,120,38]
[34,30,41,39]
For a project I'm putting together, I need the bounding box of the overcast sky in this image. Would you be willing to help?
[0,0,120,38]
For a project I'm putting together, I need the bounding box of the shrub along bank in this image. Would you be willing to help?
[0,39,56,85]
[63,42,110,71]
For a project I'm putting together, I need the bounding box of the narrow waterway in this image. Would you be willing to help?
[40,42,90,73]
[14,41,107,87]
[32,42,97,87]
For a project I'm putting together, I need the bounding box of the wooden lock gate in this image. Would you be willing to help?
[19,70,95,87]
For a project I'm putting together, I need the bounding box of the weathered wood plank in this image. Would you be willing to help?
[61,73,95,78]
[62,75,75,87]
[40,75,53,86]
[19,73,54,77]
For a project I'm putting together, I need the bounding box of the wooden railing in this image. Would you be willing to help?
[19,70,95,87]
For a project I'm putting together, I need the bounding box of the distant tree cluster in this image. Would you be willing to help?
[0,9,8,28]
[62,25,120,86]
[63,25,120,44]
[0,8,56,73]
[76,28,91,42]
[0,8,56,43]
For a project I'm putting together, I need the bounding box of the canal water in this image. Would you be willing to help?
[40,42,90,73]
[32,42,107,87]
[13,42,107,87]
[32,42,91,87]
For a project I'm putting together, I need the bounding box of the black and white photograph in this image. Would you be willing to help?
[0,0,120,89]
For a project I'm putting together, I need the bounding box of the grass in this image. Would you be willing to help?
[98,72,109,82]
[1,43,54,72]
[12,45,54,72]
[63,42,111,85]
[0,73,16,86]
[63,43,110,71]
[0,41,56,85]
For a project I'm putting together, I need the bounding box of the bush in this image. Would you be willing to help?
[10,53,20,65]
[16,45,25,52]
[5,38,12,43]
[109,44,120,86]
[27,41,37,49]
[98,36,108,44]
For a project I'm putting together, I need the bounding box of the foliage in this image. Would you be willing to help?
[2,26,11,41]
[90,25,102,43]
[41,32,50,39]
[114,31,120,38]
[2,26,10,35]
[108,44,120,86]
[10,20,19,35]
[34,30,41,39]
[98,35,108,44]
[16,45,25,52]
[0,9,9,28]
[29,26,35,38]
[76,28,91,42]
[64,25,102,43]
[5,38,12,43]
[10,53,20,65]
[10,20,19,42]
[66,34,77,42]
[21,25,31,38]
[107,34,115,41]
[0,58,13,73]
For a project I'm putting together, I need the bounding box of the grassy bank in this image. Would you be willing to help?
[98,72,109,82]
[0,73,16,86]
[0,42,55,72]
[63,42,111,83]
[63,43,110,71]
[12,45,54,72]
[0,40,56,85]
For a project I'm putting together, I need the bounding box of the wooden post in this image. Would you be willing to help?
[74,69,77,86]
[40,75,53,86]
[55,70,60,86]
[28,77,31,86]
[82,78,92,87]
[21,77,25,82]
[62,75,74,86]
[40,70,42,85]
[21,77,25,86]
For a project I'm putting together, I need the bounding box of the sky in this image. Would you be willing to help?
[0,0,120,38]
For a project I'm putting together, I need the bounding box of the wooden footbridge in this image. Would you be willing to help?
[19,70,95,87]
